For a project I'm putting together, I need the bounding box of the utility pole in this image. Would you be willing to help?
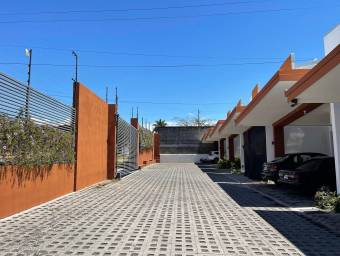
[72,50,78,83]
[105,86,108,103]
[197,108,200,127]
[24,48,32,118]
[131,107,134,118]
[26,49,32,87]
[136,107,139,120]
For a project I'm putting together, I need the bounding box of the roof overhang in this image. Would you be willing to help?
[289,103,330,126]
[286,44,340,103]
[236,55,311,126]
[218,101,247,137]
[205,120,224,142]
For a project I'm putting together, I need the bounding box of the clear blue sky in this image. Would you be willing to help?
[0,0,339,125]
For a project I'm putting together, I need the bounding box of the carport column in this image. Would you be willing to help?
[330,103,340,194]
[240,134,245,173]
[265,126,275,162]
[225,137,229,160]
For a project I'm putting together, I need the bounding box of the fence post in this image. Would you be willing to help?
[154,133,160,163]
[108,104,118,179]
[72,82,79,191]
[131,118,139,168]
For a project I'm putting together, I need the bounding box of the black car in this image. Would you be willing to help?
[262,152,325,183]
[278,156,336,192]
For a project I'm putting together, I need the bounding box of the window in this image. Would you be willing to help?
[300,154,312,163]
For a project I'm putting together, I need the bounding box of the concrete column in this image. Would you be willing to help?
[265,125,275,162]
[330,103,340,194]
[240,134,245,173]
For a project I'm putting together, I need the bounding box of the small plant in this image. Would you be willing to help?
[231,168,242,175]
[233,157,241,169]
[217,159,227,169]
[314,186,338,211]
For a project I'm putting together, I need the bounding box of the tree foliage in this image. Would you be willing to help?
[139,127,153,150]
[173,116,212,127]
[153,119,167,128]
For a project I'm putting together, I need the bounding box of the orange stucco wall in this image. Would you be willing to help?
[75,83,109,190]
[0,83,117,219]
[0,164,74,218]
[139,149,155,167]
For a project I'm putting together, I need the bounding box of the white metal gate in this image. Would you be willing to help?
[116,116,138,177]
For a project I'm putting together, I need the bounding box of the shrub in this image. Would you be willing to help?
[0,114,74,167]
[314,186,338,211]
[232,157,241,169]
[217,159,227,169]
[139,128,153,150]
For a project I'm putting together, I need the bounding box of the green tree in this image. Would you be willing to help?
[153,119,167,128]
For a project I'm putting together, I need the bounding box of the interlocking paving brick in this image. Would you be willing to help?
[0,163,311,255]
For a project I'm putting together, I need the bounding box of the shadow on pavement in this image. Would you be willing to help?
[198,164,340,256]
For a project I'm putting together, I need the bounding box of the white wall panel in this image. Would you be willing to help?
[284,126,333,156]
[234,135,241,158]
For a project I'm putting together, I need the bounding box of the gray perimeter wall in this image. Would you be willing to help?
[154,126,218,154]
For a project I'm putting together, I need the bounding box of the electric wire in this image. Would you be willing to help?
[0,5,338,24]
[0,0,267,16]
[0,60,311,69]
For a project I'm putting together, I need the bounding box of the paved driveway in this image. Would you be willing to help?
[0,163,338,255]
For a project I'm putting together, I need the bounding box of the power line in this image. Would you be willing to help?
[0,0,267,16]
[34,92,234,106]
[0,60,313,69]
[0,5,338,24]
[0,44,316,61]
[119,100,234,106]
[0,44,303,60]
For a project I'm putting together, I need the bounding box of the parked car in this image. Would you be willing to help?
[278,156,336,192]
[262,152,325,183]
[200,151,219,163]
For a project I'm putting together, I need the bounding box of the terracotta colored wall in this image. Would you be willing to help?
[74,83,109,190]
[0,164,74,218]
[139,149,155,167]
[0,83,118,219]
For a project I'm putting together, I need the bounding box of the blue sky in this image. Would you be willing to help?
[0,0,339,125]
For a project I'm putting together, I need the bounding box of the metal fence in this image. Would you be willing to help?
[0,72,76,165]
[116,116,138,176]
[0,72,75,132]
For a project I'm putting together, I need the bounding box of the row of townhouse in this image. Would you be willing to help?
[203,24,340,191]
